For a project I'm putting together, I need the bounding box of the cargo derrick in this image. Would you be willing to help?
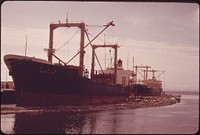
[134,65,151,83]
[44,21,115,77]
[45,22,85,76]
[91,45,118,84]
[142,69,165,90]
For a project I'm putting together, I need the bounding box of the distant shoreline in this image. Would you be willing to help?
[165,90,199,95]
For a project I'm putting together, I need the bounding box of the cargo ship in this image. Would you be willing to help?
[4,20,163,106]
[133,66,164,96]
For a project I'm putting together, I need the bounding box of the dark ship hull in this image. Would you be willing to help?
[4,54,133,106]
[134,84,162,96]
[1,90,16,104]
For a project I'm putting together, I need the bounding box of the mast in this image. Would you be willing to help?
[47,22,85,76]
[146,69,165,80]
[46,20,114,76]
[134,65,151,82]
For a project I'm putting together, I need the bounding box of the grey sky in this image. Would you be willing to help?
[1,1,199,91]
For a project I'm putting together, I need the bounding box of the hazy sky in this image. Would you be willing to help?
[1,1,199,91]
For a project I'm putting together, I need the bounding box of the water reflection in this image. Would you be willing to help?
[1,93,199,134]
[13,112,88,134]
[1,109,131,134]
[12,110,129,134]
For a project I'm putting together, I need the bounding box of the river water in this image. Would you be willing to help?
[1,92,199,134]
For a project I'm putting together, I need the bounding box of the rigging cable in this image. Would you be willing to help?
[85,31,104,74]
[155,71,165,79]
[53,29,67,47]
[66,21,114,65]
[87,33,113,45]
[111,26,115,44]
[56,29,79,52]
[137,70,145,79]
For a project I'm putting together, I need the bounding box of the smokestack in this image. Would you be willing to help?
[117,59,123,70]
[118,59,122,67]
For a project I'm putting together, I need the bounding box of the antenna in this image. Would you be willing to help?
[109,49,112,68]
[104,34,106,45]
[127,52,129,70]
[104,34,106,69]
[163,71,165,91]
[110,57,113,68]
[133,56,134,71]
[25,35,28,57]
[66,13,68,23]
